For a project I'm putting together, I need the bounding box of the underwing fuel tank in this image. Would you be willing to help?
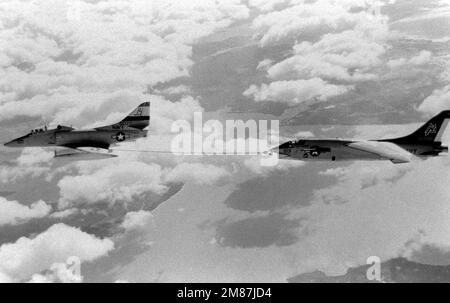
[54,148,118,160]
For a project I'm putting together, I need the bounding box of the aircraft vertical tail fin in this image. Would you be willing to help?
[388,110,450,144]
[115,102,150,130]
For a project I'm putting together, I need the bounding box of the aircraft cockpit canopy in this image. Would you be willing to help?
[284,140,306,147]
[29,125,74,135]
[30,126,48,135]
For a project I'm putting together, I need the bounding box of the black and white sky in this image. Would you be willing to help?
[0,0,450,282]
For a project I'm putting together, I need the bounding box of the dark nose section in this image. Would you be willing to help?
[270,141,294,156]
[278,141,293,149]
[4,139,20,147]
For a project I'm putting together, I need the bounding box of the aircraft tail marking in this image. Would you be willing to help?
[114,102,150,130]
[388,110,450,144]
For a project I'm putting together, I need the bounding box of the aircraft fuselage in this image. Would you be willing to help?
[4,127,146,149]
[4,102,150,158]
[277,139,447,161]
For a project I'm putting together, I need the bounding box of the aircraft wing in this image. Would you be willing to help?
[54,147,118,160]
[346,141,414,163]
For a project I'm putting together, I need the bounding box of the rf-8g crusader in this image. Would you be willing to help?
[274,110,450,164]
[4,102,150,159]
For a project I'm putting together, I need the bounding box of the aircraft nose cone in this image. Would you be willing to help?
[264,145,284,157]
[272,141,295,157]
[277,142,290,152]
[4,140,16,147]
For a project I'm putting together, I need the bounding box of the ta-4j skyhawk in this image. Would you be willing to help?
[275,110,450,164]
[4,102,150,159]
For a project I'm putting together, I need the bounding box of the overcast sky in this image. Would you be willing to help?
[0,0,450,282]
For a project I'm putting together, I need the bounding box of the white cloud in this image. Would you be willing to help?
[245,0,390,106]
[294,131,314,138]
[49,208,79,219]
[165,162,230,185]
[243,78,352,105]
[16,147,54,166]
[0,148,53,183]
[121,210,154,231]
[149,96,204,134]
[28,260,83,283]
[242,155,305,175]
[286,156,450,275]
[409,50,433,65]
[256,59,274,71]
[0,223,114,281]
[387,50,433,68]
[0,0,248,125]
[58,161,168,209]
[251,0,383,47]
[248,0,293,12]
[266,28,387,82]
[0,271,13,283]
[0,197,51,226]
[417,85,450,116]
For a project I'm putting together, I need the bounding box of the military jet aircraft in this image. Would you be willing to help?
[275,110,450,164]
[4,102,150,159]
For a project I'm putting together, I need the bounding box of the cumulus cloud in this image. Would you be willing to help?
[0,197,51,226]
[417,85,450,116]
[251,0,384,47]
[56,157,234,210]
[266,28,387,82]
[245,0,390,106]
[285,156,450,275]
[0,0,248,125]
[121,210,154,231]
[58,161,168,209]
[16,147,54,166]
[243,78,352,105]
[256,59,274,71]
[28,260,83,283]
[0,271,13,283]
[0,223,114,281]
[149,96,204,134]
[0,148,54,183]
[387,50,433,68]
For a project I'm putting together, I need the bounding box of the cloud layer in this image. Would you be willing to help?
[0,223,113,282]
